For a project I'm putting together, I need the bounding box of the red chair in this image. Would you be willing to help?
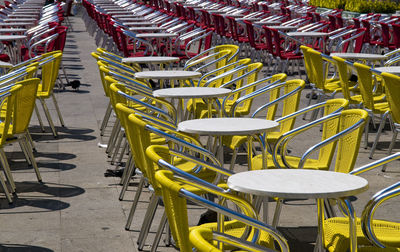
[243,20,268,61]
[392,23,400,49]
[380,22,396,51]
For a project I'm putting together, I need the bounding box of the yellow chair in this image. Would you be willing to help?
[380,72,400,171]
[184,45,239,87]
[188,62,264,119]
[301,46,341,119]
[35,52,65,137]
[352,62,389,158]
[0,84,22,203]
[0,78,41,201]
[149,156,289,251]
[322,152,400,252]
[224,78,305,170]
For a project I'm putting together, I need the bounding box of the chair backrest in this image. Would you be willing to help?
[332,56,357,102]
[274,109,368,173]
[353,62,376,110]
[381,72,400,124]
[12,78,40,134]
[0,84,21,146]
[392,24,400,49]
[37,51,62,97]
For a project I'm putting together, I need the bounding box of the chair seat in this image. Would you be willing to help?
[324,217,400,252]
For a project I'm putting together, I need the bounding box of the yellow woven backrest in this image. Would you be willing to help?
[353,62,375,110]
[228,62,263,106]
[332,56,356,101]
[109,82,128,117]
[115,104,151,181]
[300,45,314,84]
[0,84,21,146]
[308,49,325,90]
[278,79,306,134]
[214,44,239,63]
[381,72,400,124]
[155,169,191,251]
[334,109,368,173]
[39,51,62,97]
[324,98,349,115]
[317,112,341,167]
[12,78,40,134]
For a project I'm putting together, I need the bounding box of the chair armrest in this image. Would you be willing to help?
[361,181,400,248]
[29,33,59,58]
[350,152,400,175]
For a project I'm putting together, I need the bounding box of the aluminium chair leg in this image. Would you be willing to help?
[22,135,42,182]
[111,131,124,165]
[117,140,128,166]
[106,120,120,155]
[369,112,389,159]
[51,94,65,127]
[272,198,283,228]
[120,152,132,185]
[18,139,32,166]
[26,130,37,152]
[34,103,45,132]
[125,176,145,230]
[100,102,112,136]
[0,171,12,203]
[119,157,136,200]
[229,147,238,171]
[61,62,70,85]
[364,116,371,149]
[0,149,15,193]
[382,128,398,172]
[39,99,58,137]
[137,195,160,250]
[151,211,168,252]
[107,126,121,158]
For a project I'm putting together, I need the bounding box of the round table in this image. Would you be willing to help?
[374,66,400,75]
[128,27,167,32]
[0,22,34,26]
[0,35,27,64]
[255,20,281,25]
[228,169,368,252]
[135,70,201,88]
[331,53,388,61]
[267,25,297,31]
[178,118,279,169]
[287,31,329,37]
[0,28,27,33]
[154,87,231,121]
[122,22,156,26]
[122,56,179,64]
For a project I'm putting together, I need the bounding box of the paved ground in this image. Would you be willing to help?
[0,10,400,252]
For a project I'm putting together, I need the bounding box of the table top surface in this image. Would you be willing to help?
[267,25,297,30]
[178,118,279,135]
[0,28,27,32]
[122,22,155,26]
[228,169,369,198]
[0,22,33,26]
[374,66,400,74]
[135,70,201,79]
[331,53,388,60]
[255,20,281,25]
[153,87,231,98]
[0,60,13,67]
[0,35,27,40]
[4,18,36,22]
[122,56,179,64]
[128,26,167,31]
[287,31,328,37]
[136,33,177,38]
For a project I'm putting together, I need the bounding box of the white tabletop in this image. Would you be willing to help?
[228,169,369,198]
[129,27,167,31]
[122,56,179,64]
[255,21,281,25]
[287,32,328,37]
[0,35,26,40]
[373,66,400,74]
[135,70,201,80]
[0,61,13,67]
[4,18,36,22]
[136,33,178,38]
[178,118,279,135]
[122,22,155,26]
[331,53,388,61]
[267,25,297,31]
[0,28,26,33]
[153,87,231,99]
[0,22,33,26]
